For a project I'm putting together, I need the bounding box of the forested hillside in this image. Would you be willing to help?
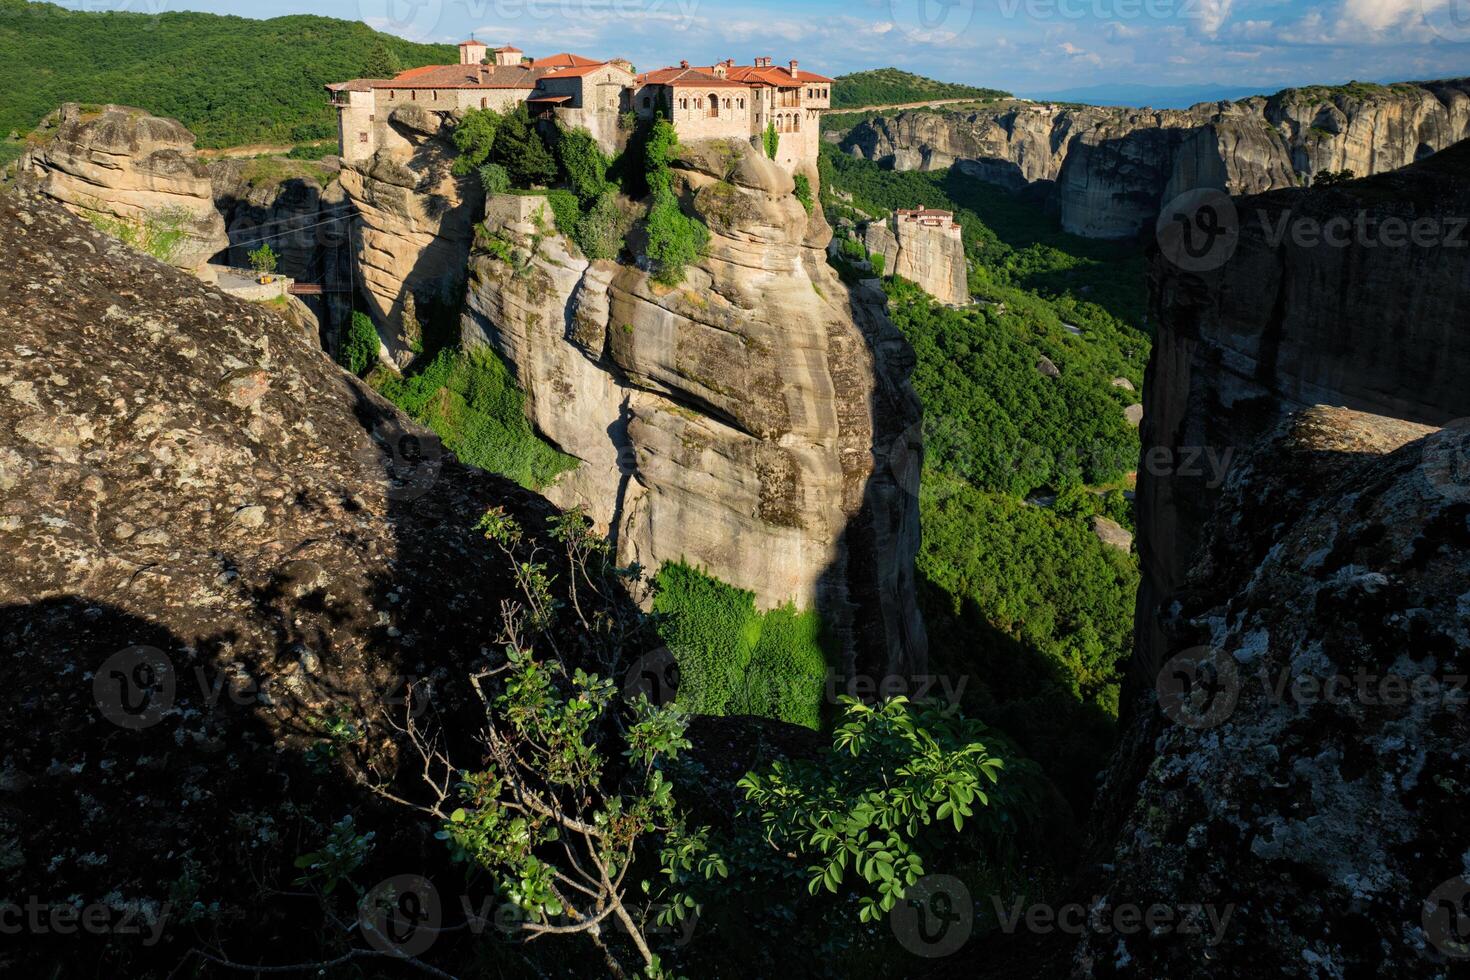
[820,144,1148,813]
[0,0,452,146]
[831,68,1009,108]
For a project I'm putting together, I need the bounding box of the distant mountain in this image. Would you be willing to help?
[0,0,453,147]
[1024,83,1267,110]
[832,68,1009,109]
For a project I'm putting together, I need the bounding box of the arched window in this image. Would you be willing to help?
[681,97,688,110]
[481,97,487,109]
[389,90,396,99]
[707,92,719,117]
[411,90,417,101]
[738,97,745,109]
[792,112,799,131]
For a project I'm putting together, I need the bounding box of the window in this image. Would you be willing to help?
[411,90,417,101]
[792,113,799,131]
[389,90,396,99]
[680,98,688,109]
[738,97,745,109]
[481,98,487,109]
[359,132,368,143]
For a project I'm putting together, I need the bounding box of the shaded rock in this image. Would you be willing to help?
[1110,377,1134,391]
[1037,355,1061,379]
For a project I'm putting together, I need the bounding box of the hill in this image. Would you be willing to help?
[0,0,453,147]
[831,67,1009,109]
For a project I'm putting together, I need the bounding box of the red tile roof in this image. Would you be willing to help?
[543,62,631,78]
[638,62,834,89]
[493,45,522,52]
[530,52,601,68]
[636,67,750,88]
[458,39,485,47]
[372,64,549,90]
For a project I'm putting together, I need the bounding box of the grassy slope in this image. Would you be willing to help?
[0,0,453,146]
[831,68,1010,109]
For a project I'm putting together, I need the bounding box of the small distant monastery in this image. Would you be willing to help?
[328,40,832,172]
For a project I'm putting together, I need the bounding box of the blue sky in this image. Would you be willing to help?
[62,0,1470,98]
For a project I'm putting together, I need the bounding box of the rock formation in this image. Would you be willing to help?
[1133,138,1470,686]
[461,138,928,678]
[0,189,656,973]
[843,79,1470,238]
[861,210,968,306]
[337,107,481,365]
[20,103,228,279]
[1079,136,1470,978]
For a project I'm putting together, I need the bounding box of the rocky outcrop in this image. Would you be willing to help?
[1078,136,1470,979]
[20,103,228,278]
[337,108,481,365]
[859,211,968,304]
[1132,139,1470,687]
[843,79,1470,238]
[0,190,648,972]
[461,138,928,678]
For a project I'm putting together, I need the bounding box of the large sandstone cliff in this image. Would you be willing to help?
[20,103,228,278]
[861,214,968,306]
[460,139,928,678]
[843,79,1470,238]
[1076,138,1470,978]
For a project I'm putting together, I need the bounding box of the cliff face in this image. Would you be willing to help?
[337,107,482,365]
[1081,137,1470,978]
[862,214,968,305]
[461,138,928,678]
[21,103,228,277]
[843,79,1470,238]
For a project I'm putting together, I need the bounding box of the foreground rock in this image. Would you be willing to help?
[462,138,928,678]
[20,103,228,278]
[1079,137,1470,978]
[0,191,626,972]
[844,79,1470,238]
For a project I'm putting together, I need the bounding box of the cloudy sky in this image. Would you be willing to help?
[63,0,1470,99]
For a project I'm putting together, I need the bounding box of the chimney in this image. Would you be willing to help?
[789,59,799,79]
[680,59,689,69]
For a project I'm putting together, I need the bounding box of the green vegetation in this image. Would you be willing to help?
[82,204,192,264]
[0,0,453,147]
[792,173,814,213]
[643,118,709,285]
[247,243,277,279]
[370,345,577,491]
[830,68,1009,109]
[337,312,380,377]
[651,562,828,729]
[763,121,779,160]
[738,697,1004,922]
[819,138,1149,817]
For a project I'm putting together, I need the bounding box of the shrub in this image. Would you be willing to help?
[575,189,626,261]
[338,311,380,376]
[450,107,501,176]
[645,196,708,286]
[370,345,577,490]
[555,126,611,203]
[651,562,828,727]
[792,173,813,214]
[545,188,582,239]
[478,162,510,195]
[763,122,779,160]
[870,251,885,276]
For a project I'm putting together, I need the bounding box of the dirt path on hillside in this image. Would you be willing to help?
[820,97,1026,115]
[197,144,297,159]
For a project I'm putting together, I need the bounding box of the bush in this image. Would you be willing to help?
[555,126,610,203]
[371,345,577,490]
[575,190,626,261]
[652,562,828,728]
[478,162,510,195]
[645,195,708,285]
[338,311,380,376]
[792,173,813,213]
[451,107,501,175]
[763,122,779,160]
[545,188,582,239]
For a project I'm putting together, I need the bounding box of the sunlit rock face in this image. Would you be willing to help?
[461,138,928,678]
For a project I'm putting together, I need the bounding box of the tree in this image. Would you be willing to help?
[361,39,400,79]
[575,190,626,261]
[248,243,278,280]
[792,173,814,214]
[478,162,510,195]
[494,105,557,187]
[763,122,779,160]
[451,107,502,176]
[556,126,611,204]
[1313,168,1357,187]
[337,311,381,376]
